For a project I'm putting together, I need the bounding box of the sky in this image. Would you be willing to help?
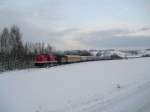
[0,0,150,50]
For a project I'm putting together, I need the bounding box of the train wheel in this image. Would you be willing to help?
[35,63,45,67]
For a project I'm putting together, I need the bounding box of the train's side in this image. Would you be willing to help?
[34,52,124,67]
[80,56,88,62]
[53,55,81,64]
[80,56,100,61]
[64,55,81,63]
[34,54,101,67]
[35,54,57,66]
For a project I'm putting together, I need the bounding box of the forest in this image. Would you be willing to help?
[0,25,53,72]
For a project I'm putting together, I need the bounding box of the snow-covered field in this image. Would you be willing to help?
[0,58,150,112]
[96,49,150,59]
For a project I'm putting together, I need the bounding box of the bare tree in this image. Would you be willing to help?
[0,28,10,53]
[0,25,54,72]
[10,25,24,57]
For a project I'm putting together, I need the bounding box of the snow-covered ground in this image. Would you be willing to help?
[96,49,150,59]
[0,58,150,112]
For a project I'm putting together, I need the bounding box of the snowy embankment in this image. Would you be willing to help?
[0,58,150,112]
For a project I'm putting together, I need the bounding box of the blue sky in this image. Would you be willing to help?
[0,0,150,50]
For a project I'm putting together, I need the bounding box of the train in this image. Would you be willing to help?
[34,53,100,67]
[34,51,124,67]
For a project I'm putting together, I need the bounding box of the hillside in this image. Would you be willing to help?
[0,58,150,112]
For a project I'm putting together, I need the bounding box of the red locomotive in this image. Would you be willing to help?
[34,53,82,66]
[34,53,105,67]
[35,54,57,66]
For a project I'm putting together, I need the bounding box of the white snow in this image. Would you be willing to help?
[97,49,150,59]
[0,58,150,112]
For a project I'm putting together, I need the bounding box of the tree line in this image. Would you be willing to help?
[0,25,53,72]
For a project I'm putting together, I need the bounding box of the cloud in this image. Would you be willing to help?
[78,35,150,49]
[0,0,65,42]
[0,0,7,6]
[0,0,150,50]
[115,27,150,37]
[61,26,150,49]
[0,5,150,50]
[17,24,150,50]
